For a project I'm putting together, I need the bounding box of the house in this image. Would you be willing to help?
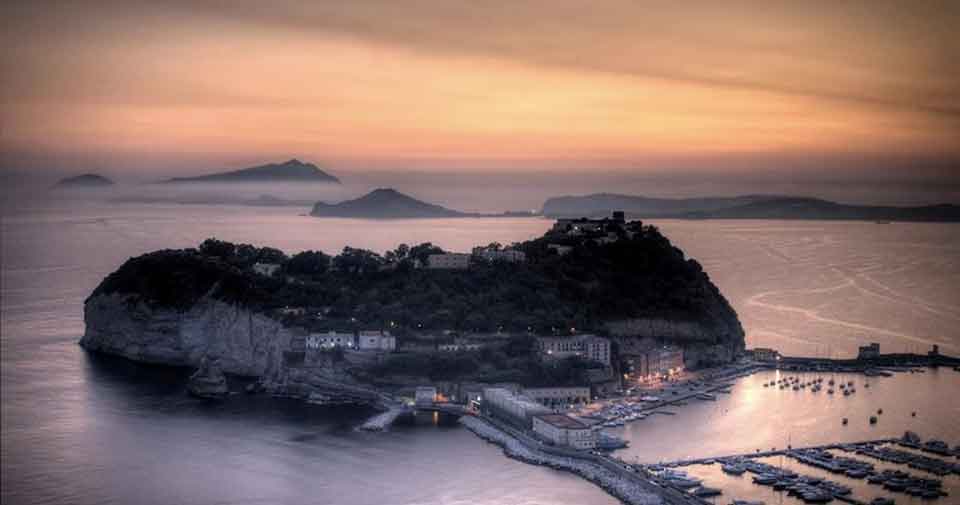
[426,253,470,269]
[532,414,597,449]
[306,331,355,349]
[415,386,437,407]
[522,387,590,408]
[858,343,880,360]
[537,334,611,366]
[472,247,526,263]
[278,306,306,316]
[547,244,573,256]
[357,330,396,351]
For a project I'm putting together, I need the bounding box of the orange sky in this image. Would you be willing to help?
[1,0,958,179]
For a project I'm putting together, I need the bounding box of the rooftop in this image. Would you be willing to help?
[535,414,590,430]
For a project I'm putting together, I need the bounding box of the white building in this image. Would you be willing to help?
[426,253,471,269]
[522,387,591,408]
[482,388,551,427]
[357,330,396,351]
[532,414,597,449]
[472,247,526,263]
[537,335,611,366]
[415,386,437,407]
[306,331,355,349]
[252,262,281,277]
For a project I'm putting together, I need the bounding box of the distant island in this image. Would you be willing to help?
[53,173,115,188]
[543,193,960,222]
[311,188,473,218]
[165,159,340,184]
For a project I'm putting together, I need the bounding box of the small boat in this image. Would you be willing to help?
[753,474,778,485]
[692,486,722,497]
[722,463,747,475]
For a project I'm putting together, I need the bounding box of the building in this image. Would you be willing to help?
[252,262,281,277]
[482,388,551,428]
[426,253,471,269]
[472,247,526,263]
[357,330,396,351]
[537,335,611,366]
[622,345,685,380]
[522,387,590,408]
[550,212,626,236]
[858,343,880,360]
[306,331,355,349]
[415,386,437,407]
[547,244,573,256]
[649,346,684,376]
[752,347,781,362]
[532,414,597,449]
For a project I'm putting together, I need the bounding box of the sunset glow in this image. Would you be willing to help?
[2,1,958,179]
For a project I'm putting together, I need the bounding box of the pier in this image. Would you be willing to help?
[644,439,898,468]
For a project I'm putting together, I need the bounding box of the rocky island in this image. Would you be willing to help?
[53,173,115,188]
[311,188,471,219]
[80,215,745,405]
[544,193,960,222]
[164,159,340,184]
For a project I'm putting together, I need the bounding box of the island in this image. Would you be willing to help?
[53,173,115,188]
[80,213,744,406]
[311,188,471,218]
[543,193,960,222]
[164,159,340,184]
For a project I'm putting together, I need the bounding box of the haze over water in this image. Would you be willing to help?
[2,200,959,505]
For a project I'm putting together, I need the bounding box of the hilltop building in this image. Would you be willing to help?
[472,247,526,263]
[426,253,470,269]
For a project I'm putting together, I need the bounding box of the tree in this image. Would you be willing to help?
[286,250,331,278]
[199,238,235,259]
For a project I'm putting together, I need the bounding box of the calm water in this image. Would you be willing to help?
[2,200,959,505]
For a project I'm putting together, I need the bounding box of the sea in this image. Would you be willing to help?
[2,199,959,505]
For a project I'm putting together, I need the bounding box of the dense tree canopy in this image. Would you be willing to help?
[92,224,731,336]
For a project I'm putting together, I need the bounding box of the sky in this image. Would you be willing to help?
[1,1,959,202]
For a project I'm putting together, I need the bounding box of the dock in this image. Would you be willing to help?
[644,438,898,468]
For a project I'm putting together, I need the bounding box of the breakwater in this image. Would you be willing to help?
[461,416,710,505]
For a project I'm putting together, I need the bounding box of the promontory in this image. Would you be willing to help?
[80,214,745,404]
